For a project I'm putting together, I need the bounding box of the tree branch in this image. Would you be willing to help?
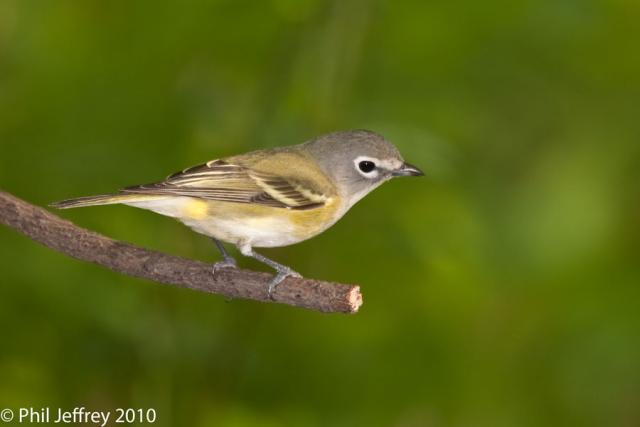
[0,190,362,313]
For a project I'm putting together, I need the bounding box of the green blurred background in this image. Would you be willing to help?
[1,1,639,426]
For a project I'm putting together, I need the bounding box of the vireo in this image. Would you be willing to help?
[52,130,423,293]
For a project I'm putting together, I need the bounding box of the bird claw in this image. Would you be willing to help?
[212,259,237,276]
[267,269,301,299]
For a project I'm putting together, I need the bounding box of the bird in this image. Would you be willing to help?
[51,130,423,294]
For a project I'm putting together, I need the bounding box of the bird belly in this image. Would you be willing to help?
[125,196,343,248]
[181,212,302,247]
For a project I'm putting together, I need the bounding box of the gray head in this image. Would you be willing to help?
[302,129,423,206]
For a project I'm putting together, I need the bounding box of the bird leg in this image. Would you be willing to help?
[211,238,237,275]
[238,243,301,297]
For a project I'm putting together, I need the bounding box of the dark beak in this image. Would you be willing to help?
[392,162,424,177]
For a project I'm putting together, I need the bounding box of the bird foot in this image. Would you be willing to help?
[212,259,237,276]
[267,268,302,298]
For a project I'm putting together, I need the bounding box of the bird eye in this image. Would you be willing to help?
[358,161,376,173]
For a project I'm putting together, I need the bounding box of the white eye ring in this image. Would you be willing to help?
[354,156,379,179]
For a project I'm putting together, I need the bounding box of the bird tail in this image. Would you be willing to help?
[50,193,150,209]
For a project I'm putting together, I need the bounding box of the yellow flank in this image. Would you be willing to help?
[289,197,340,239]
[182,198,210,220]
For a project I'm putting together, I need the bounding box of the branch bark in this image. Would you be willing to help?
[0,190,362,313]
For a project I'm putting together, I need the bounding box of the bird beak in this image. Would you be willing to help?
[392,162,424,177]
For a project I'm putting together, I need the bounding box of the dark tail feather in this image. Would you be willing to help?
[49,194,133,209]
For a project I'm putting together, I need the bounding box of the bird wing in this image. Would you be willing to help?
[120,159,330,210]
